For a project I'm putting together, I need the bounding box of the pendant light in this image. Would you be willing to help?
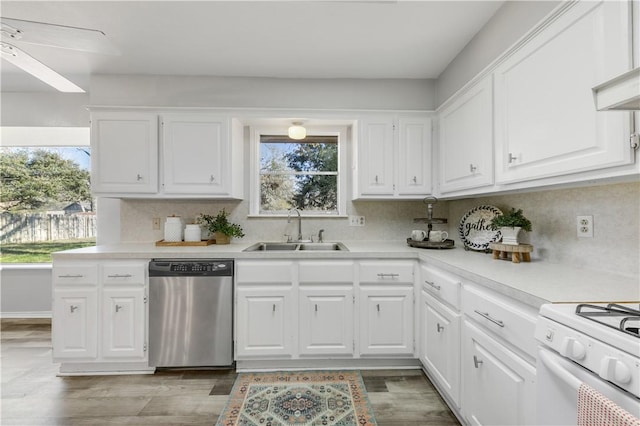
[288,122,306,140]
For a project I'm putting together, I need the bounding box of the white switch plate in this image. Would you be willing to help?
[349,215,365,226]
[576,215,593,238]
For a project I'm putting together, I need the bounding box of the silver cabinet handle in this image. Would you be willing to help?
[508,153,518,163]
[210,175,215,183]
[470,163,477,173]
[424,280,441,291]
[115,305,123,313]
[374,175,379,184]
[474,310,505,327]
[315,304,318,312]
[70,305,78,313]
[377,304,380,312]
[272,304,276,312]
[136,174,143,181]
[377,273,399,279]
[473,355,483,368]
[59,274,83,278]
[437,323,445,333]
[412,176,417,183]
[107,274,132,278]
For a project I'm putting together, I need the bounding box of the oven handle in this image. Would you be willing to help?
[539,349,582,392]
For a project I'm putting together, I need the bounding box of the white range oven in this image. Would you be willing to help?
[535,302,640,425]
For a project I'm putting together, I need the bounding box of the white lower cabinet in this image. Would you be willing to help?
[421,290,461,407]
[101,287,146,359]
[236,286,295,358]
[359,285,414,355]
[52,261,149,373]
[52,288,98,359]
[462,320,536,426]
[299,286,354,356]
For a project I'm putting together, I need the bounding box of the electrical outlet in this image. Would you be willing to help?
[349,215,365,226]
[576,215,593,238]
[152,218,161,230]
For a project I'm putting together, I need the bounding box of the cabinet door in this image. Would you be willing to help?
[102,287,146,359]
[52,288,98,360]
[91,112,158,194]
[359,285,413,355]
[299,286,354,356]
[236,287,294,358]
[161,115,231,195]
[421,291,461,407]
[357,118,395,195]
[397,117,432,195]
[439,77,494,193]
[494,1,633,184]
[463,320,536,426]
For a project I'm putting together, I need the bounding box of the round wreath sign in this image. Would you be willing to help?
[458,205,503,251]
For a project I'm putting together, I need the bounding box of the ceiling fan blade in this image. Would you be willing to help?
[0,17,119,55]
[1,42,85,92]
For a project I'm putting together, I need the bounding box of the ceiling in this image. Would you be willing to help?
[0,1,504,93]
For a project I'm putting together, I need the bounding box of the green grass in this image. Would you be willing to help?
[0,239,96,264]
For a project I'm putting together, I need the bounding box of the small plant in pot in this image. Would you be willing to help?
[490,208,532,245]
[197,209,245,245]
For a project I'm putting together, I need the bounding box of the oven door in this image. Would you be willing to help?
[537,346,640,425]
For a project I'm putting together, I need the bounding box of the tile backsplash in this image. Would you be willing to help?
[120,181,639,277]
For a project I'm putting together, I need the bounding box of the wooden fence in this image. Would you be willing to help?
[0,212,97,243]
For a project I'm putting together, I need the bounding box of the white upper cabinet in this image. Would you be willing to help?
[438,77,494,193]
[397,117,433,195]
[91,112,159,194]
[493,0,634,184]
[161,114,242,198]
[90,110,243,198]
[354,114,432,199]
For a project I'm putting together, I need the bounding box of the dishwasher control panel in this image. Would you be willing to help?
[149,259,233,276]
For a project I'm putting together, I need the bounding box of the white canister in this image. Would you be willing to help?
[164,216,183,242]
[184,224,202,242]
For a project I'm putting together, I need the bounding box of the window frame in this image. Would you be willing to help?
[249,125,348,217]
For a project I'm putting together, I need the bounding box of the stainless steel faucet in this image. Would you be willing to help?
[287,208,303,242]
[317,229,324,243]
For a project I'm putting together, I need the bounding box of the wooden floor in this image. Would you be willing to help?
[1,319,460,426]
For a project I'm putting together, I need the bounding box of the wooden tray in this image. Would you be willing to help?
[406,238,455,249]
[155,239,215,246]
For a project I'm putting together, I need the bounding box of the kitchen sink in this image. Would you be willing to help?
[243,242,348,252]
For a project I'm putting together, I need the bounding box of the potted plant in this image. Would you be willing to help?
[490,208,532,245]
[197,209,245,245]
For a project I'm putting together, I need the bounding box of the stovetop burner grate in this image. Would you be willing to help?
[576,303,640,337]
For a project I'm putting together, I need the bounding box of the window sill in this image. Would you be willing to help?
[247,214,349,219]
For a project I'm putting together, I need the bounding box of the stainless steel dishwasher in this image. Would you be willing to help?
[148,259,233,368]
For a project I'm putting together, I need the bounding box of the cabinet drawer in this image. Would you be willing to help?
[462,284,537,356]
[53,265,98,286]
[299,261,354,283]
[420,264,460,309]
[358,261,414,283]
[236,261,294,284]
[101,263,146,285]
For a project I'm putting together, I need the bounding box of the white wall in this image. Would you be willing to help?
[0,92,89,127]
[0,265,52,318]
[89,75,437,110]
[436,1,560,106]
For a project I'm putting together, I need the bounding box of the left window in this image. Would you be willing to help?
[0,146,96,263]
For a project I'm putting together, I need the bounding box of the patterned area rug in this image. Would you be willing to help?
[216,371,378,426]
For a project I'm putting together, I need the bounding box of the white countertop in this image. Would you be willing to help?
[53,240,640,308]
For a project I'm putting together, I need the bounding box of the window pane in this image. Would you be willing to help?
[0,147,96,263]
[259,135,339,215]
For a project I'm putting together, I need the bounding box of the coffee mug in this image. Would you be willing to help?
[411,230,427,241]
[429,231,449,242]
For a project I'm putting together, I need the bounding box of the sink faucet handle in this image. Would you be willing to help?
[318,229,325,243]
[284,234,292,243]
